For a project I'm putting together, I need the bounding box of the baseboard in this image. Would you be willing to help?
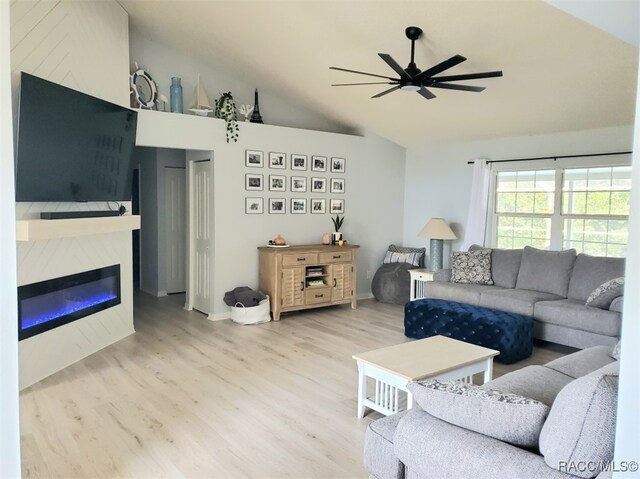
[357,292,374,301]
[208,311,231,321]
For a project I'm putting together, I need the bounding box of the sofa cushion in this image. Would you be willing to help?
[540,362,619,478]
[407,379,549,448]
[567,254,625,302]
[516,246,577,297]
[363,411,406,479]
[424,281,501,305]
[609,296,624,313]
[470,245,523,289]
[479,288,564,317]
[534,299,621,337]
[545,345,615,379]
[586,277,624,310]
[486,365,573,406]
[611,340,621,361]
[451,249,493,285]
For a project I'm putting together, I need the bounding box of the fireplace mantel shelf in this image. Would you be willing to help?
[16,215,141,242]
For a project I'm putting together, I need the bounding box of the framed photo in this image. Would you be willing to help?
[269,152,286,169]
[268,198,286,214]
[269,175,286,192]
[291,198,307,214]
[290,176,307,192]
[311,199,326,214]
[311,177,326,193]
[330,198,345,214]
[245,173,263,191]
[330,178,345,193]
[311,155,327,172]
[331,157,346,173]
[291,154,307,171]
[245,150,263,168]
[245,197,263,214]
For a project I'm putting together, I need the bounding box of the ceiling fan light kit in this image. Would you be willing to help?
[330,26,503,100]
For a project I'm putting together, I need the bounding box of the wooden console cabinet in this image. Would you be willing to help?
[258,244,359,321]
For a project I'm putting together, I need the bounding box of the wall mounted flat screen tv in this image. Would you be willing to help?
[15,73,138,202]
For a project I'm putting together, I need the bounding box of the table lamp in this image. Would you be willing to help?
[418,218,457,271]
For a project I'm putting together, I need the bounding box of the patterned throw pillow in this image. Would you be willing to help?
[383,244,425,267]
[586,277,624,310]
[451,249,493,285]
[408,378,549,448]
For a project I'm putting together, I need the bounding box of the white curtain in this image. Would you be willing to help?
[462,159,492,250]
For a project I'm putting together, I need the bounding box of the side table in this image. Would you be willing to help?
[409,268,434,301]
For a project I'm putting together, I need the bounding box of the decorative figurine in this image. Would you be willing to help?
[250,88,264,124]
[239,104,254,122]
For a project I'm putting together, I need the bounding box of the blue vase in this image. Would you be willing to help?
[170,77,183,113]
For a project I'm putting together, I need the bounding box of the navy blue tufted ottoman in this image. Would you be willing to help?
[404,298,533,364]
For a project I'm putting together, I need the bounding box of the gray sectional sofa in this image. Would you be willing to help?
[364,344,619,479]
[425,246,624,349]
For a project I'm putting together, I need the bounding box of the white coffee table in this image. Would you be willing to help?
[352,335,499,418]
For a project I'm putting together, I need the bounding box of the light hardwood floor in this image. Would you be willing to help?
[20,293,574,478]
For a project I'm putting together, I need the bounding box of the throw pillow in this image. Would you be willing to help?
[408,379,549,448]
[539,362,619,478]
[451,249,493,285]
[383,244,425,267]
[586,277,624,310]
[611,340,621,361]
[515,246,577,297]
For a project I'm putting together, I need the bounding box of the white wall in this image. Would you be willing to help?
[0,0,21,475]
[403,125,634,265]
[128,25,354,136]
[136,111,406,317]
[613,47,640,476]
[10,0,135,388]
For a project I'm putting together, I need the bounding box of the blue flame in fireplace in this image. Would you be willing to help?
[21,292,118,330]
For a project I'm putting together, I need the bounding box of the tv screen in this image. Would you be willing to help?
[15,73,138,202]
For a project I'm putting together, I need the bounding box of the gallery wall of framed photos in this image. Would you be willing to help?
[244,149,346,215]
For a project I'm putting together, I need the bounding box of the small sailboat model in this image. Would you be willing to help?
[189,75,214,116]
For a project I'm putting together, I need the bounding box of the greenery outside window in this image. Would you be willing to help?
[492,165,631,257]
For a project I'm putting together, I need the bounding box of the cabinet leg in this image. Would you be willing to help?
[351,298,357,310]
[273,311,281,321]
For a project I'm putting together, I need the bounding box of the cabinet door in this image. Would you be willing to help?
[331,264,353,301]
[281,267,304,307]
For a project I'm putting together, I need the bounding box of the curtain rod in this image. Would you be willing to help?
[466,151,632,165]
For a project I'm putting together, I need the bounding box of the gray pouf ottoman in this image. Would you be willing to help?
[371,263,414,304]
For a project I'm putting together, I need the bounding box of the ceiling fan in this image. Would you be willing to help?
[330,26,503,100]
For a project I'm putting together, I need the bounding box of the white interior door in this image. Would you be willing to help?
[192,160,211,314]
[164,167,186,294]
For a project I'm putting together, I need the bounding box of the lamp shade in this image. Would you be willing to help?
[418,218,457,240]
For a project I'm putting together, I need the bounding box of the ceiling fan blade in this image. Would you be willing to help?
[430,71,503,82]
[330,66,397,81]
[372,85,401,98]
[413,55,467,83]
[378,53,407,77]
[331,82,397,86]
[430,83,486,92]
[418,87,436,100]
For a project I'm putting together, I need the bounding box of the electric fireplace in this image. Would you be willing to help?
[18,265,121,340]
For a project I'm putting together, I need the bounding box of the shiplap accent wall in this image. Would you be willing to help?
[10,0,134,389]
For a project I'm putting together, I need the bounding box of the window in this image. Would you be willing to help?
[492,165,631,257]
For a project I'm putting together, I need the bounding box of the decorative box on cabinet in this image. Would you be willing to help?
[258,244,360,320]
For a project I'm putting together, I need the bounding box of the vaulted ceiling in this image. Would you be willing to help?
[120,1,638,148]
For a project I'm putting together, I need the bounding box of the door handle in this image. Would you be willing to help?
[300,281,304,291]
[333,278,337,287]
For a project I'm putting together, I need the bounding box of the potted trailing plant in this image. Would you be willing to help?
[215,92,239,143]
[331,214,344,244]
